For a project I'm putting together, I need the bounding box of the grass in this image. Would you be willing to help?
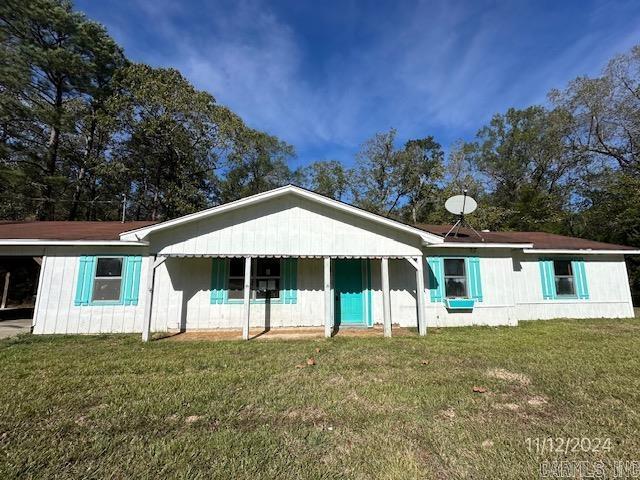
[1,319,639,479]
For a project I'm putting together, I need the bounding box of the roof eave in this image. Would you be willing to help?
[522,248,640,255]
[424,242,535,249]
[0,239,148,246]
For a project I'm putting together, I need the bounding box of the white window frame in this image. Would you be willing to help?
[443,257,469,299]
[91,256,124,303]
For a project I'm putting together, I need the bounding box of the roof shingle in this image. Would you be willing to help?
[416,224,637,250]
[0,221,156,241]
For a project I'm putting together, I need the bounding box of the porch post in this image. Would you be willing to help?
[242,256,252,340]
[324,256,332,338]
[415,256,427,336]
[381,257,391,337]
[142,255,156,342]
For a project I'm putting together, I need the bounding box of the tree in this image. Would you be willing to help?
[469,106,582,232]
[550,46,640,173]
[110,64,243,220]
[350,129,444,218]
[398,136,444,224]
[217,128,295,203]
[0,0,124,219]
[300,160,348,200]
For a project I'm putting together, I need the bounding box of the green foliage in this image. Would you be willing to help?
[218,128,295,203]
[300,160,348,200]
[350,129,444,219]
[0,0,125,219]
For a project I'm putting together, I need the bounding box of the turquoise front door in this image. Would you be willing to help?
[334,259,366,327]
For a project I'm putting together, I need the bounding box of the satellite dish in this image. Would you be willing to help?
[443,190,484,241]
[445,194,477,215]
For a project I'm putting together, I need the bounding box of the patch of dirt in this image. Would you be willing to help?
[185,415,202,424]
[282,406,327,425]
[439,407,456,419]
[166,414,179,422]
[526,395,548,406]
[482,439,494,448]
[492,403,520,411]
[486,368,531,386]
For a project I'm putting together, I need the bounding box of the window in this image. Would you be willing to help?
[227,258,281,301]
[92,257,123,302]
[443,258,467,298]
[553,259,575,296]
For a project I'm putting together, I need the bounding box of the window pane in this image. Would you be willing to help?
[445,278,467,298]
[229,258,245,277]
[92,278,121,301]
[95,257,122,277]
[228,278,244,299]
[444,258,465,277]
[555,277,575,296]
[255,279,280,299]
[256,258,280,277]
[553,260,572,276]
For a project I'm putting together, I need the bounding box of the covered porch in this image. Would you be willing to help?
[141,255,428,341]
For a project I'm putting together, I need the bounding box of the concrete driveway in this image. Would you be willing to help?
[0,318,31,339]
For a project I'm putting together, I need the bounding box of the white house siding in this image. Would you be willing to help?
[32,247,149,334]
[151,257,326,330]
[512,253,634,320]
[19,246,635,335]
[147,195,423,258]
[419,250,518,327]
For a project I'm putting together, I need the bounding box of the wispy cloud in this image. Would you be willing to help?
[79,0,640,164]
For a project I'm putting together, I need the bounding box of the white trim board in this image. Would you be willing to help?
[521,249,640,255]
[0,240,148,246]
[119,185,445,245]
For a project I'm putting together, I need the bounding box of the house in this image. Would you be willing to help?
[0,185,637,340]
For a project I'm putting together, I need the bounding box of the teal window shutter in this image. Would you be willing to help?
[539,259,556,300]
[466,257,483,302]
[426,257,444,303]
[210,258,228,304]
[572,259,589,299]
[122,256,143,305]
[74,256,96,306]
[282,258,298,304]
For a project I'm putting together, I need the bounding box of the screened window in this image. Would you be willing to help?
[227,258,281,301]
[444,258,468,298]
[553,260,575,296]
[92,257,123,302]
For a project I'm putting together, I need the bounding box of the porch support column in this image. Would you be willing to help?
[324,257,332,338]
[415,256,427,336]
[142,255,166,342]
[381,257,391,337]
[242,256,252,340]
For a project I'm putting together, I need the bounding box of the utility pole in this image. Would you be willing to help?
[121,194,127,223]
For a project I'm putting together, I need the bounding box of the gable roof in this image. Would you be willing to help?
[118,185,445,244]
[417,224,639,251]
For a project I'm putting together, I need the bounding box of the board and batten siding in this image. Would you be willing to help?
[421,250,518,327]
[32,247,150,334]
[512,253,634,320]
[151,257,325,330]
[148,196,423,258]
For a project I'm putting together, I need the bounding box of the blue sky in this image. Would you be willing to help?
[77,0,640,168]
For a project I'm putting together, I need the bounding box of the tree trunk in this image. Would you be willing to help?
[39,82,63,220]
[69,115,97,220]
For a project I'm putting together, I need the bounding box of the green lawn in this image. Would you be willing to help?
[1,319,639,479]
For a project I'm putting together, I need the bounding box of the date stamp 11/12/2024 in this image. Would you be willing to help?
[525,437,640,479]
